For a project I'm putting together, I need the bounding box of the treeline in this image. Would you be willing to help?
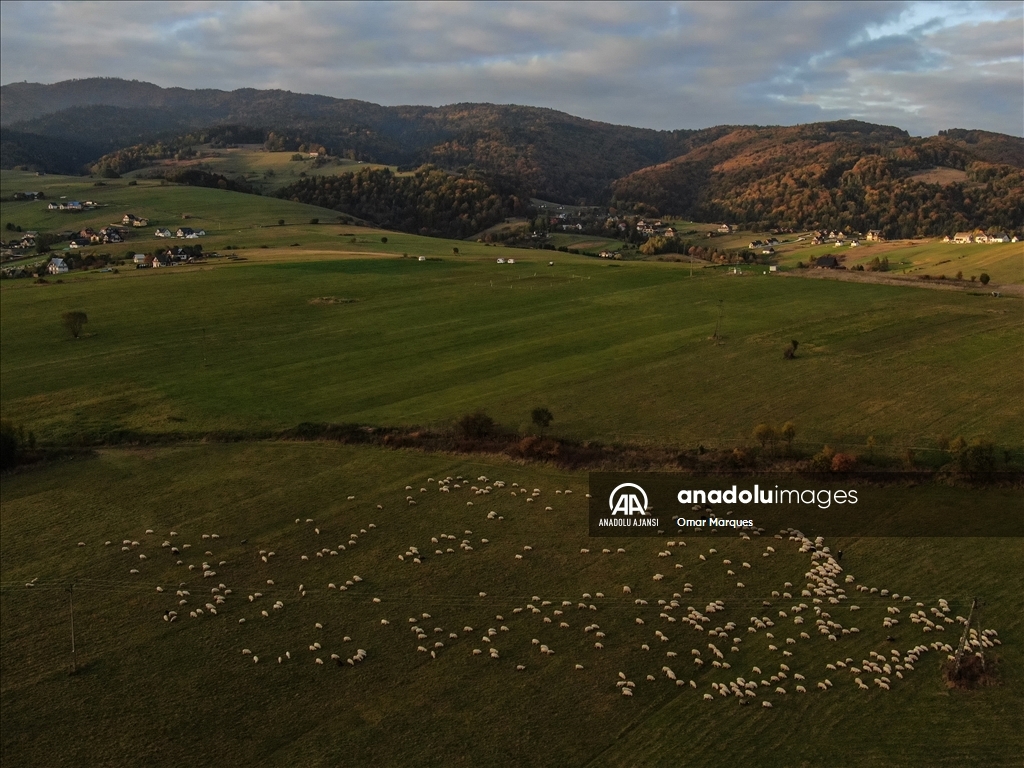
[277,166,529,239]
[146,169,260,194]
[613,126,1024,237]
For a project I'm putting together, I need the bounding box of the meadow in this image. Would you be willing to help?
[2,168,1022,767]
[2,245,1022,454]
[1,442,1021,767]
[126,144,394,193]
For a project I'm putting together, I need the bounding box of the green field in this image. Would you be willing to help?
[2,247,1021,452]
[2,172,1022,766]
[1,443,1021,767]
[122,144,395,193]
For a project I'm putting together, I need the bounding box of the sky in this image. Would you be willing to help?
[1,0,1022,136]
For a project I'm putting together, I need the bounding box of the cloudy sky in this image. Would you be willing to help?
[1,1,1021,136]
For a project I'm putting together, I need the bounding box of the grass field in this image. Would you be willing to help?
[1,443,1021,767]
[2,167,1022,767]
[122,144,395,193]
[2,247,1021,453]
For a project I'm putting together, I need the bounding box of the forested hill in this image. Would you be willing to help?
[277,166,529,239]
[611,122,1024,238]
[1,78,716,202]
[3,79,1022,235]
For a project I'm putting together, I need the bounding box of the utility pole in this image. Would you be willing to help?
[713,300,724,344]
[953,597,979,675]
[202,327,207,367]
[68,582,77,673]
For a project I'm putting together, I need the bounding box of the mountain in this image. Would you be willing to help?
[3,78,1022,235]
[611,121,1024,237]
[1,78,717,202]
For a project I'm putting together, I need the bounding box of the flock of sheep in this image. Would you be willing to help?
[78,472,1001,709]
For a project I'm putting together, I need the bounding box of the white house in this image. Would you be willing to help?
[132,254,147,265]
[154,228,172,238]
[952,232,973,244]
[48,257,68,274]
[986,232,1010,243]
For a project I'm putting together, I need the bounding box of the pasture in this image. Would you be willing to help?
[1,442,1021,767]
[123,144,393,192]
[1,246,1022,453]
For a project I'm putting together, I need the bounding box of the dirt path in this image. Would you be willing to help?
[777,268,1023,296]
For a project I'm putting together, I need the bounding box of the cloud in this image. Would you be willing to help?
[1,0,1021,135]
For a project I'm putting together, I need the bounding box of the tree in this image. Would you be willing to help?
[278,219,285,226]
[780,421,796,451]
[61,311,88,339]
[979,273,990,285]
[753,423,776,452]
[380,237,388,244]
[531,407,553,433]
[452,247,460,255]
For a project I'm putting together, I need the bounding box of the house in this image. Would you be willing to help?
[952,232,973,244]
[47,202,60,211]
[664,227,676,238]
[749,240,763,249]
[866,230,885,242]
[761,247,775,255]
[132,254,147,265]
[986,232,1010,243]
[154,228,172,238]
[66,201,83,211]
[942,235,952,243]
[176,227,194,238]
[48,257,68,274]
[417,255,426,262]
[152,254,166,268]
[814,255,839,269]
[768,265,778,272]
[718,224,732,233]
[1012,236,1020,243]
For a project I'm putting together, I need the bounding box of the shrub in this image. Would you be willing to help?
[830,453,857,472]
[810,445,835,472]
[456,410,496,439]
[979,273,990,285]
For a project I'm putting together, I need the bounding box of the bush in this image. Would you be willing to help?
[979,273,990,285]
[810,445,835,472]
[830,453,857,472]
[456,410,496,439]
[310,218,319,225]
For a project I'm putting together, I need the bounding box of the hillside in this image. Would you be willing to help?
[1,78,716,202]
[3,79,1021,234]
[612,121,1024,237]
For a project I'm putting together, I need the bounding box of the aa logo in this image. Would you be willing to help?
[608,483,649,516]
